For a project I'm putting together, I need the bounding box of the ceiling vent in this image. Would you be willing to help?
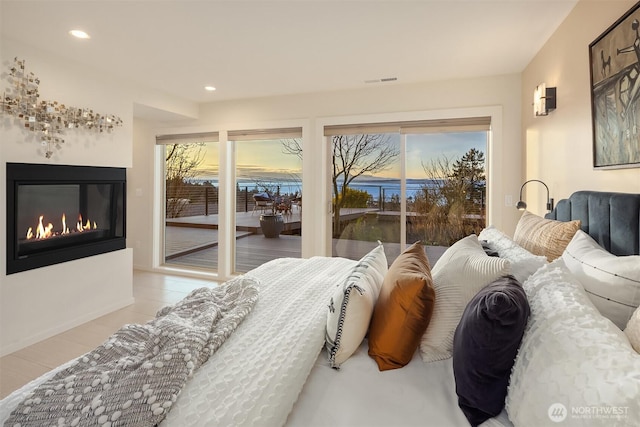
[364,77,398,84]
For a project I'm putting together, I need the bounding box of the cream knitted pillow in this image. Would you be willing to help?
[513,210,581,261]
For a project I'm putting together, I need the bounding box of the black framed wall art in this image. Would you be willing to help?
[590,1,640,169]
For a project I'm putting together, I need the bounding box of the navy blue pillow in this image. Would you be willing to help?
[452,275,530,427]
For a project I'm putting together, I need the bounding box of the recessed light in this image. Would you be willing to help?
[204,86,216,92]
[69,29,90,39]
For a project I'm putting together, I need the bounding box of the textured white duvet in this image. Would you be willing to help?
[163,256,355,426]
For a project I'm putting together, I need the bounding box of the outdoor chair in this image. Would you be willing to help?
[292,196,302,213]
[275,197,292,216]
[252,193,274,215]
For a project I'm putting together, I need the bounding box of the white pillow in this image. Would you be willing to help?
[419,234,510,363]
[326,243,387,368]
[626,306,640,354]
[562,230,640,330]
[507,260,640,427]
[478,226,547,283]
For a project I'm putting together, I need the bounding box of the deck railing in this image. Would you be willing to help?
[166,185,301,218]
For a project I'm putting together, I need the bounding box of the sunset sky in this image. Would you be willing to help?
[187,131,486,182]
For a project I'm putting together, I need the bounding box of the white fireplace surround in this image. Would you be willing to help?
[0,250,134,356]
[0,39,135,357]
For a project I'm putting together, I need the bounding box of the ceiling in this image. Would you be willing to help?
[1,0,578,106]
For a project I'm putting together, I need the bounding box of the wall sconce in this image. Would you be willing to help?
[533,83,557,117]
[516,179,554,212]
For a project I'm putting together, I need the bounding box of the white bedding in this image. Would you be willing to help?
[1,255,513,427]
[0,257,355,426]
[288,340,512,427]
[164,256,356,426]
[288,340,467,426]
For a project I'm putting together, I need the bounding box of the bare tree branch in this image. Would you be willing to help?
[332,134,399,236]
[280,139,302,160]
[165,143,206,218]
[280,133,399,236]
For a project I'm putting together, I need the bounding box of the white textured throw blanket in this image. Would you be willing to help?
[4,276,259,427]
[163,256,356,427]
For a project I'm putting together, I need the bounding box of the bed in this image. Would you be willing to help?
[1,190,639,427]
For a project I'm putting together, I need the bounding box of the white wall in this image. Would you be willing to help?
[0,35,197,353]
[0,39,141,355]
[130,118,157,269]
[130,73,524,273]
[522,0,640,211]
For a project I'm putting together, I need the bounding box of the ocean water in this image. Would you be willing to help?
[195,178,438,201]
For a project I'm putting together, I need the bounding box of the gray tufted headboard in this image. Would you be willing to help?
[545,191,640,256]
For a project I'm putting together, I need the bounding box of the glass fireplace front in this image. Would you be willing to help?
[6,163,126,274]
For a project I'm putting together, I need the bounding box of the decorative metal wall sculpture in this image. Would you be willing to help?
[1,57,123,158]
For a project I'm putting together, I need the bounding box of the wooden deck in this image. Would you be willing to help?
[164,208,376,261]
[164,228,251,259]
[166,210,303,233]
[165,225,447,273]
[164,208,447,272]
[165,208,378,234]
[164,210,303,270]
[166,233,303,273]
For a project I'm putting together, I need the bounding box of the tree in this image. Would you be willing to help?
[282,135,399,236]
[450,148,486,215]
[412,148,486,245]
[165,143,206,218]
[335,187,371,208]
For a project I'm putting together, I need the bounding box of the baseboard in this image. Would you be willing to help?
[0,297,135,357]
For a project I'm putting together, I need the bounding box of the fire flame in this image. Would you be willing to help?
[25,213,97,240]
[36,215,53,239]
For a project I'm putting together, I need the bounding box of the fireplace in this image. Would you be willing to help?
[6,163,126,274]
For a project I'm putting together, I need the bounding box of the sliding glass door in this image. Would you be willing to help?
[329,132,402,261]
[154,119,488,275]
[157,133,220,271]
[328,119,488,264]
[157,129,303,276]
[229,129,303,274]
[405,132,487,260]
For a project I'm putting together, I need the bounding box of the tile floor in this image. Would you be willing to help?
[0,270,219,399]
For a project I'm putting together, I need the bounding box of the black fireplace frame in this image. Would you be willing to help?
[6,162,126,274]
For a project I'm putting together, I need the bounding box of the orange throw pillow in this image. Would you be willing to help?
[368,241,435,371]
